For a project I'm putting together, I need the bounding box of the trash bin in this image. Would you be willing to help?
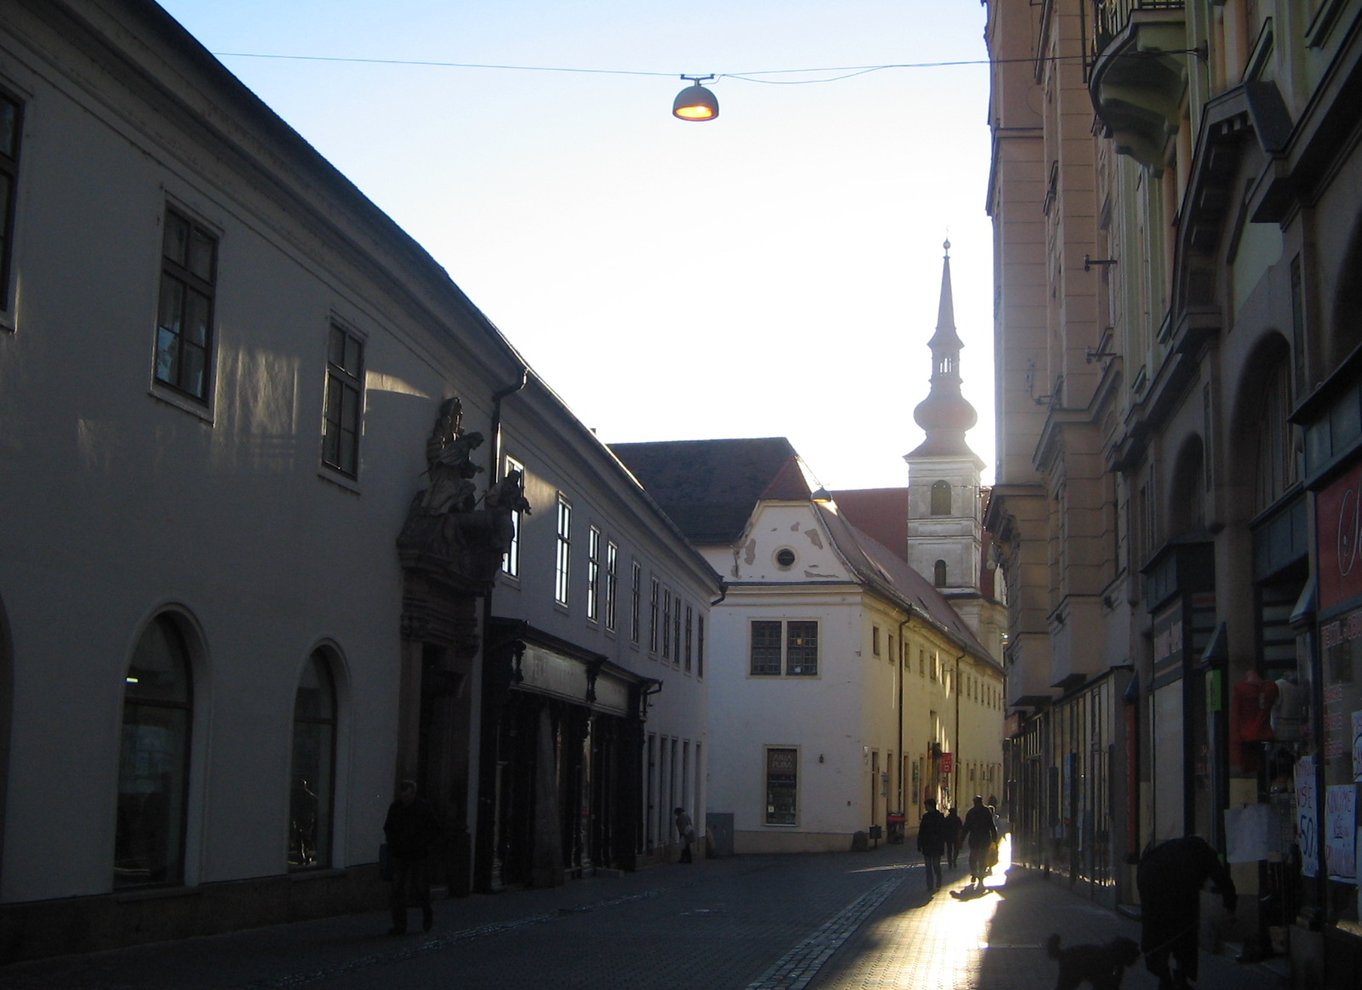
[887,811,906,844]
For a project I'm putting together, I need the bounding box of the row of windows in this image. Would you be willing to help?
[509,483,703,676]
[116,614,339,886]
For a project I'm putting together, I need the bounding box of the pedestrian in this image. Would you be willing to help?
[962,794,998,885]
[916,798,947,892]
[1136,835,1237,990]
[674,806,695,863]
[944,805,963,868]
[382,779,440,935]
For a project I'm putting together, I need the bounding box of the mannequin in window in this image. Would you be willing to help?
[1270,671,1303,742]
[1230,668,1278,772]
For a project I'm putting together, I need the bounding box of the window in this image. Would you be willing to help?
[630,560,642,644]
[750,620,819,676]
[115,615,192,887]
[322,323,363,477]
[931,480,952,516]
[872,626,881,656]
[501,456,524,577]
[765,748,798,825]
[697,614,704,678]
[662,588,672,660]
[587,526,601,622]
[605,541,618,632]
[673,596,682,667]
[684,605,693,672]
[934,560,948,587]
[289,651,336,869]
[156,207,217,402]
[649,577,659,653]
[555,495,572,606]
[787,621,818,675]
[0,88,21,313]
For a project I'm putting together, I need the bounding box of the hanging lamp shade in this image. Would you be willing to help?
[673,78,718,121]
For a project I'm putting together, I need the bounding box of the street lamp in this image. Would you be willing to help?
[673,75,719,121]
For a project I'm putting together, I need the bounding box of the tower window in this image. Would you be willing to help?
[931,480,951,516]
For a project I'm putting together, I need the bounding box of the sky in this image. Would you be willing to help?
[156,0,996,490]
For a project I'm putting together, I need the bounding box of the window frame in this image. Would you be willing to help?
[649,577,659,654]
[605,540,618,632]
[321,321,364,478]
[764,746,799,826]
[289,650,337,871]
[501,455,524,578]
[586,525,601,622]
[0,86,22,317]
[554,494,572,607]
[662,588,672,660]
[154,205,218,405]
[630,560,642,645]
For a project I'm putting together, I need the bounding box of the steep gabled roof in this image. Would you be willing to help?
[816,503,995,667]
[610,438,806,544]
[832,488,909,561]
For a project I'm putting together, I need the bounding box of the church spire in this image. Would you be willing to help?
[908,239,979,460]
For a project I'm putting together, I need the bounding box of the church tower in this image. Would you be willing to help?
[905,240,986,603]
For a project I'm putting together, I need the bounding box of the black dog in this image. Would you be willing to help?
[1045,933,1141,990]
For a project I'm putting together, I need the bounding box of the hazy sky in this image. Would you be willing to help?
[157,0,996,490]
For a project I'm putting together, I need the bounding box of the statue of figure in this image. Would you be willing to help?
[420,397,484,516]
[485,468,531,516]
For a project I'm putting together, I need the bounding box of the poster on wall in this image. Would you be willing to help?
[1225,802,1273,862]
[1325,784,1357,882]
[1297,757,1318,878]
[1353,710,1362,781]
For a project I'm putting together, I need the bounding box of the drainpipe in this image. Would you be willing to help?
[955,652,965,803]
[473,367,529,891]
[897,612,914,812]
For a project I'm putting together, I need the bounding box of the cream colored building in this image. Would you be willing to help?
[984,1,1362,980]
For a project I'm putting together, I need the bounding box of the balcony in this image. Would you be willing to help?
[1088,1,1189,168]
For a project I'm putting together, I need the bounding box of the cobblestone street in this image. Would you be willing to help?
[0,839,1290,990]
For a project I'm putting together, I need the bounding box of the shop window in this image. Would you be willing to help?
[289,651,336,869]
[765,747,798,825]
[115,615,192,887]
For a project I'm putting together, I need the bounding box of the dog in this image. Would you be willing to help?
[1045,932,1141,990]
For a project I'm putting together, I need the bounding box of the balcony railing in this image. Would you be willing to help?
[1091,1,1185,62]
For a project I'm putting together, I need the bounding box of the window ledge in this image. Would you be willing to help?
[148,384,214,424]
[287,866,345,882]
[114,883,202,904]
[317,467,361,495]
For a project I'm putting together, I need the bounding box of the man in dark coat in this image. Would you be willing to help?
[916,798,947,892]
[1136,835,1237,989]
[962,794,998,884]
[383,780,441,935]
[944,805,964,868]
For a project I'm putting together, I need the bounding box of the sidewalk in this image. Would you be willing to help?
[0,840,1293,989]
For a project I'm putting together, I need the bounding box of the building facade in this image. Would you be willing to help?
[0,0,716,961]
[985,1,1362,982]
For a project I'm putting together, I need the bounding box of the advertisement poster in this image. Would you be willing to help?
[1225,802,1273,863]
[1297,758,1318,878]
[1326,784,1357,881]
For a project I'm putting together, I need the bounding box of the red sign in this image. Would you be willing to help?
[1318,460,1362,611]
[940,752,954,774]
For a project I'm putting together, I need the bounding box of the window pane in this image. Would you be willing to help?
[157,278,184,336]
[294,654,335,719]
[290,654,335,869]
[787,621,818,676]
[751,621,782,675]
[0,95,17,158]
[162,211,188,265]
[155,326,179,386]
[126,616,191,704]
[188,227,215,281]
[185,289,210,347]
[766,748,797,825]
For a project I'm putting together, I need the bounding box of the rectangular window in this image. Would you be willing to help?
[872,626,881,656]
[765,747,798,826]
[501,456,524,577]
[156,207,217,402]
[321,323,363,477]
[555,494,572,606]
[697,614,705,678]
[750,621,783,675]
[630,560,642,644]
[605,541,618,632]
[673,596,682,667]
[0,89,22,313]
[662,589,672,660]
[587,525,601,622]
[786,621,818,675]
[649,577,659,653]
[684,605,693,672]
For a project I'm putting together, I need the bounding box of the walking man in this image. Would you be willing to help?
[916,798,947,892]
[962,794,998,885]
[674,806,695,863]
[1137,835,1237,989]
[944,805,963,868]
[383,780,440,935]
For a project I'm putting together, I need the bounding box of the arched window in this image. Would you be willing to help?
[934,560,948,587]
[115,615,192,887]
[289,650,336,869]
[930,481,951,516]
